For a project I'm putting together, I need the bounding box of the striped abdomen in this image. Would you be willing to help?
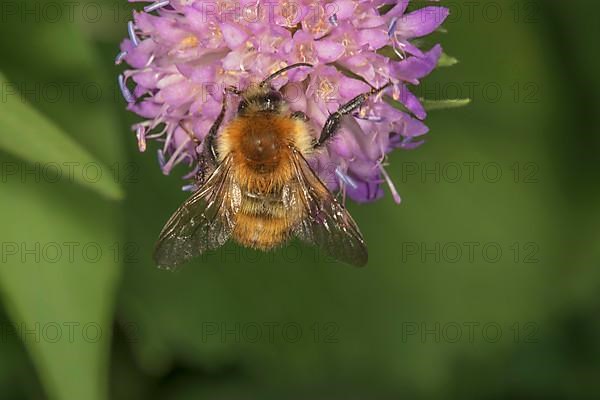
[232,187,304,250]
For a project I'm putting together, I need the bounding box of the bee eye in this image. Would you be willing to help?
[238,100,249,113]
[261,91,283,111]
[265,91,283,105]
[266,91,282,102]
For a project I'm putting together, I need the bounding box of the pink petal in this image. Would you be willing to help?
[220,23,248,49]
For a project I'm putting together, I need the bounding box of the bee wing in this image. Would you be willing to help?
[153,155,240,269]
[288,149,368,267]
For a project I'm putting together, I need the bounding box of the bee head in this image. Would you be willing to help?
[236,63,312,116]
[238,88,284,115]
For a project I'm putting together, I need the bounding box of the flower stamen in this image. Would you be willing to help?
[118,74,136,103]
[136,125,147,152]
[114,51,127,65]
[127,21,140,47]
[379,164,402,204]
[336,167,358,189]
[144,0,170,13]
[329,14,339,26]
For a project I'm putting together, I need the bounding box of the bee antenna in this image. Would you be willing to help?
[260,63,313,87]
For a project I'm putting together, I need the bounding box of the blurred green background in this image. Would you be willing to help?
[1,0,599,399]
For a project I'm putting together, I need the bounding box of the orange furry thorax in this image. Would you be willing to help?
[217,112,313,192]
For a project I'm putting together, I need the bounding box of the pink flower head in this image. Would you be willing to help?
[117,0,449,203]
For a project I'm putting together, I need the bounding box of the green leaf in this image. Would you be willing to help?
[0,155,121,400]
[0,8,125,400]
[421,98,471,111]
[0,72,123,201]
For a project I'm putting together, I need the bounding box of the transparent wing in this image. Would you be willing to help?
[153,156,241,269]
[288,149,368,267]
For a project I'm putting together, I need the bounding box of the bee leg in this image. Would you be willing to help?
[179,123,201,147]
[204,85,240,163]
[314,82,391,149]
[195,152,216,187]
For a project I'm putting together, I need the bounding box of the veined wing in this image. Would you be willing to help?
[154,155,241,269]
[288,148,368,267]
